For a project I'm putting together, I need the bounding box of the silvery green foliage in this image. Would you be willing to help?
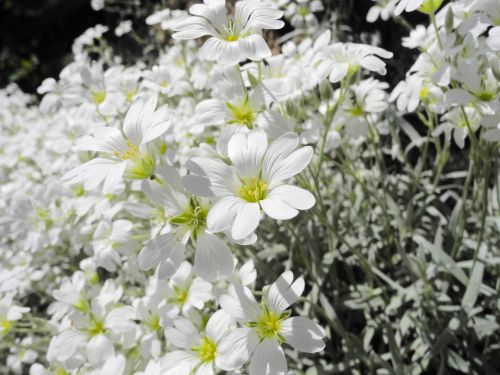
[1,0,500,374]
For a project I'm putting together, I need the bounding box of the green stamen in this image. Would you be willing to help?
[247,304,290,342]
[239,177,268,202]
[88,319,106,336]
[170,198,208,241]
[226,96,256,129]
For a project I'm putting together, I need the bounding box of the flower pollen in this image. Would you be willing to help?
[114,141,141,161]
[239,177,268,202]
[249,304,288,342]
[170,286,189,306]
[192,336,217,363]
[91,90,106,105]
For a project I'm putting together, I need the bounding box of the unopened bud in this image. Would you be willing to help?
[286,100,298,118]
[445,7,454,32]
[247,71,259,87]
[319,80,333,101]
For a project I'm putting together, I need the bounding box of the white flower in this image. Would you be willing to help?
[115,20,132,37]
[216,272,326,374]
[48,281,137,367]
[433,106,481,148]
[138,165,235,281]
[366,0,397,22]
[0,294,30,336]
[62,96,170,193]
[315,43,393,83]
[172,0,284,65]
[161,310,233,374]
[162,262,213,316]
[91,0,105,11]
[394,0,424,15]
[286,0,324,33]
[52,271,87,316]
[337,78,389,139]
[194,66,292,146]
[186,131,315,241]
[138,233,186,280]
[92,219,135,272]
[402,25,430,49]
[444,59,498,114]
[134,295,177,359]
[142,65,186,97]
[390,75,426,112]
[146,9,188,30]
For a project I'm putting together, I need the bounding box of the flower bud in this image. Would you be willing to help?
[319,80,333,101]
[445,7,454,33]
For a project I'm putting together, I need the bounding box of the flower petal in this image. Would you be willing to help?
[231,202,260,240]
[207,196,242,233]
[268,185,315,210]
[266,146,313,189]
[267,271,304,312]
[260,196,298,220]
[228,131,268,180]
[281,317,326,353]
[216,327,259,371]
[249,339,287,375]
[194,233,235,281]
[206,310,233,343]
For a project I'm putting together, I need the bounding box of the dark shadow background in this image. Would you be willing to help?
[0,0,427,94]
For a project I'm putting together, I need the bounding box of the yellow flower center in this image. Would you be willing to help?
[248,304,289,342]
[420,85,430,99]
[223,20,240,42]
[113,142,157,180]
[146,314,161,332]
[298,6,309,16]
[91,90,106,105]
[1,320,11,334]
[225,34,238,42]
[347,64,360,76]
[192,336,217,363]
[349,105,364,117]
[175,57,185,67]
[239,177,268,202]
[125,90,136,102]
[226,96,256,129]
[89,319,106,336]
[114,141,141,160]
[74,297,89,313]
[257,312,281,339]
[169,287,189,306]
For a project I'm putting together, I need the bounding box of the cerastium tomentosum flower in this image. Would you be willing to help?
[186,131,316,241]
[172,0,285,65]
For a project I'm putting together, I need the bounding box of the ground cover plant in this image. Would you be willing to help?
[1,0,500,374]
